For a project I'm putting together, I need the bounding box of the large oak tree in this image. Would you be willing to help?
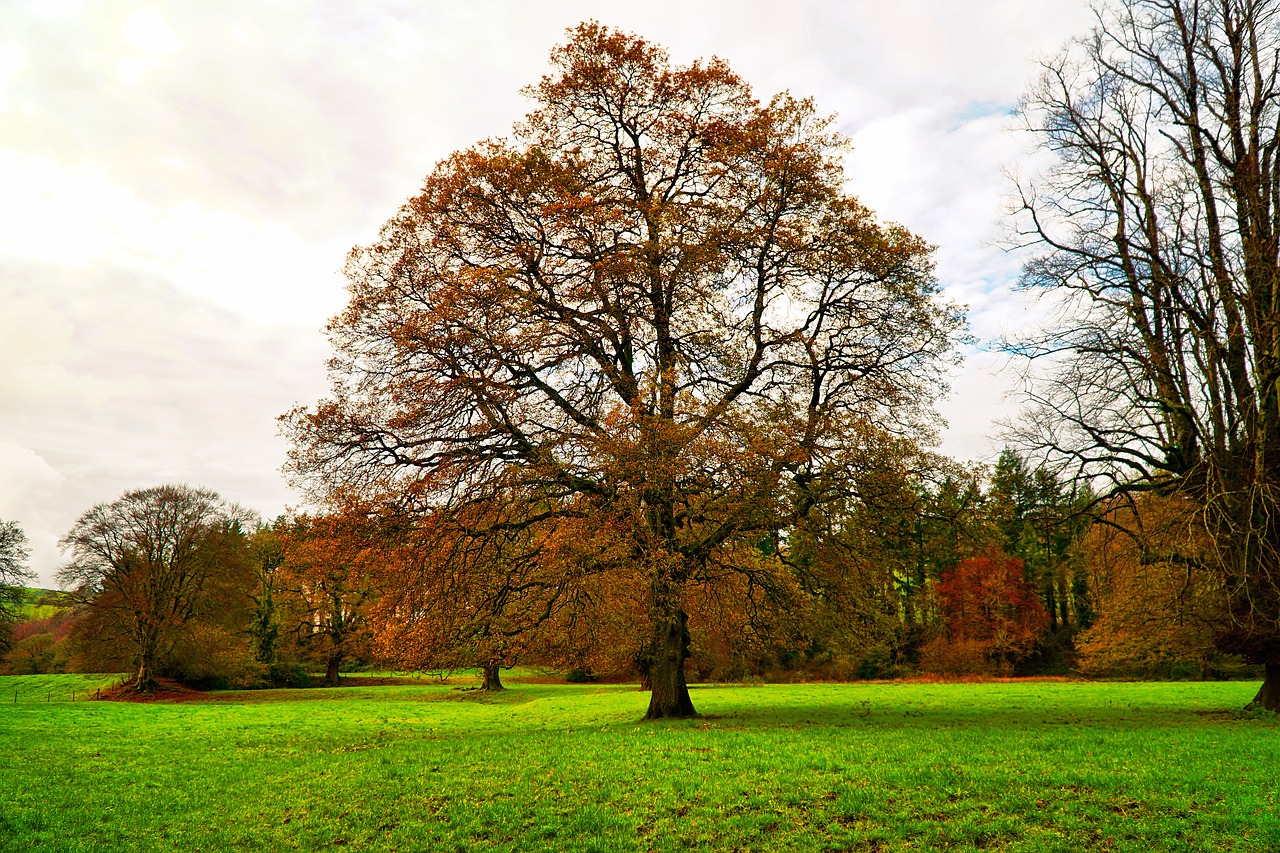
[285,23,962,718]
[1014,0,1280,706]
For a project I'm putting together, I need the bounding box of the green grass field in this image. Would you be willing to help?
[1,672,125,703]
[1,676,1277,852]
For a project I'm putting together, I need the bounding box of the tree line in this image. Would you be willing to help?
[0,447,1249,691]
[4,1,1280,712]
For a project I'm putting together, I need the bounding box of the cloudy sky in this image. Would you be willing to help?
[0,0,1095,584]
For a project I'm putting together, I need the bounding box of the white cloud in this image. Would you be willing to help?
[0,443,63,519]
[0,442,65,587]
[0,259,328,583]
[0,152,348,327]
[122,9,182,54]
[0,0,1099,582]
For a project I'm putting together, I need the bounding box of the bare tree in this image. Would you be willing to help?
[0,520,34,641]
[1013,0,1280,707]
[58,485,257,692]
[285,23,963,718]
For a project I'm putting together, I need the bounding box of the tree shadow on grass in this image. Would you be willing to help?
[687,697,1235,731]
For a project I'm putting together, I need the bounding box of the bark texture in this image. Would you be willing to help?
[324,654,342,686]
[133,659,158,694]
[645,608,695,719]
[1249,663,1280,712]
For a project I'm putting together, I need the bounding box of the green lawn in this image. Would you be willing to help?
[1,676,1277,852]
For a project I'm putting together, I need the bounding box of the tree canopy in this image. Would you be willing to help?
[1013,0,1280,706]
[285,23,964,717]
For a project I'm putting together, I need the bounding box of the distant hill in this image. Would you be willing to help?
[18,588,73,621]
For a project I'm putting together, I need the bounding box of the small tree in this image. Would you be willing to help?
[275,506,380,686]
[247,523,285,667]
[0,520,34,649]
[58,485,257,692]
[928,555,1049,675]
[987,449,1093,658]
[370,499,631,690]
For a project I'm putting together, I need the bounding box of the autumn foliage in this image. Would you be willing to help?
[283,23,962,715]
[1074,495,1222,677]
[272,504,385,685]
[365,505,574,689]
[1,607,76,675]
[921,556,1048,675]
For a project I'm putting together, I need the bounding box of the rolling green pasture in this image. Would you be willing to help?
[1,677,1277,852]
[2,673,124,703]
[14,588,65,622]
[16,603,60,621]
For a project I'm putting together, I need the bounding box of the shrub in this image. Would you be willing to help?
[917,637,994,677]
[856,645,896,680]
[564,667,596,683]
[268,661,312,688]
[167,624,266,690]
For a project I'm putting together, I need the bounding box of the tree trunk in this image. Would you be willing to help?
[133,629,159,693]
[134,658,158,694]
[1044,578,1057,630]
[645,607,696,719]
[324,653,342,686]
[1248,663,1280,711]
[636,651,653,691]
[481,662,504,691]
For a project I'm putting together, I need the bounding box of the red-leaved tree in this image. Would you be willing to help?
[925,555,1048,675]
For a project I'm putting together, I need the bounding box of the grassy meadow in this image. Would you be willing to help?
[1,675,1278,852]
